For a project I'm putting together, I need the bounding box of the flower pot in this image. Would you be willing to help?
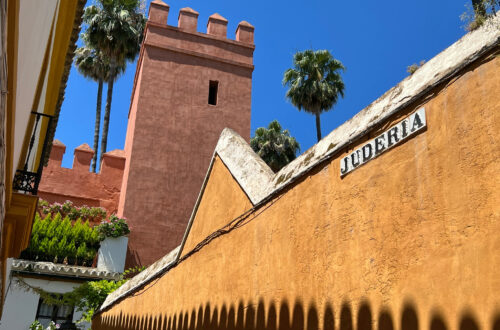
[97,236,128,273]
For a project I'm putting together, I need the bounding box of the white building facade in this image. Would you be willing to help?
[0,259,119,329]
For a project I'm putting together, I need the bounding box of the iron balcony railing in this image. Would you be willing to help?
[13,111,54,195]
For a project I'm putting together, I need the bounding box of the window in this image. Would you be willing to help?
[35,297,74,327]
[208,80,219,105]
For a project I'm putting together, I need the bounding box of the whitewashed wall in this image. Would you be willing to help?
[97,236,128,273]
[0,275,90,330]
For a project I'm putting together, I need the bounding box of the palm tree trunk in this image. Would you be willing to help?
[100,60,116,167]
[91,79,103,173]
[315,113,322,142]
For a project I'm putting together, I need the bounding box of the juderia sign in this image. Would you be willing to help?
[340,108,426,177]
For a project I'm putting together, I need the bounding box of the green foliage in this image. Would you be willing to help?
[29,320,59,330]
[98,214,130,238]
[251,120,300,172]
[122,265,146,279]
[24,200,129,265]
[74,47,125,83]
[72,279,126,322]
[82,0,146,166]
[38,199,107,222]
[70,266,144,323]
[283,49,345,141]
[407,60,426,75]
[82,0,146,65]
[20,213,101,266]
[461,0,499,31]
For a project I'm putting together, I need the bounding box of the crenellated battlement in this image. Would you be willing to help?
[142,1,255,72]
[37,140,125,215]
[148,1,254,45]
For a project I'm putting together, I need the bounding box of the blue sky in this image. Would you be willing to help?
[55,0,470,168]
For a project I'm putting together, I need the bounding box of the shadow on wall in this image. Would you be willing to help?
[95,299,500,330]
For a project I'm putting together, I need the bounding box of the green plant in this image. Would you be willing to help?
[407,60,426,75]
[29,320,59,330]
[72,279,126,322]
[74,47,127,172]
[283,49,345,142]
[251,120,300,172]
[461,0,499,31]
[38,199,107,223]
[83,0,146,164]
[20,213,102,266]
[98,215,130,239]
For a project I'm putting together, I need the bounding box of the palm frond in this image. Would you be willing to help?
[283,49,345,116]
[250,120,300,172]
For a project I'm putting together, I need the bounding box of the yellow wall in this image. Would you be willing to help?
[93,52,500,330]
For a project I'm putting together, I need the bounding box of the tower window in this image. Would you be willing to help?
[208,80,219,105]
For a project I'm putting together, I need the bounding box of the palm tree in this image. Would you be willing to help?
[74,47,107,172]
[283,50,345,142]
[74,46,127,172]
[250,120,300,172]
[83,0,146,164]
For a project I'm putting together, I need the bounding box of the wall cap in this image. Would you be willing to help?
[238,21,254,29]
[208,13,228,24]
[11,259,121,281]
[99,246,180,311]
[151,0,169,8]
[179,7,199,16]
[102,149,126,159]
[74,143,94,153]
[52,139,65,147]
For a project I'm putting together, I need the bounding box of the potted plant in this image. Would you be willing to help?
[97,215,130,273]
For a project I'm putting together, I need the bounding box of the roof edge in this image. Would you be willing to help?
[11,259,120,281]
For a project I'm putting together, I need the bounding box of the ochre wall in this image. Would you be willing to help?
[118,10,254,267]
[38,143,125,216]
[93,53,500,329]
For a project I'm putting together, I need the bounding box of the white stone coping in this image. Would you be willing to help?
[95,15,500,315]
[215,129,275,204]
[269,15,499,197]
[99,246,180,312]
[216,15,500,205]
[11,259,121,281]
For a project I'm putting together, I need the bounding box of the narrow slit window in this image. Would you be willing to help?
[208,80,219,106]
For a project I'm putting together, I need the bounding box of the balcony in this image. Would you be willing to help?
[13,111,54,195]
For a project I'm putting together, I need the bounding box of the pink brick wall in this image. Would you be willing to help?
[38,141,125,219]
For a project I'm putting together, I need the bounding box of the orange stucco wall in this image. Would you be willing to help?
[93,52,500,330]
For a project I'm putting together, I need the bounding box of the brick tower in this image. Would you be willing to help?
[118,1,255,266]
